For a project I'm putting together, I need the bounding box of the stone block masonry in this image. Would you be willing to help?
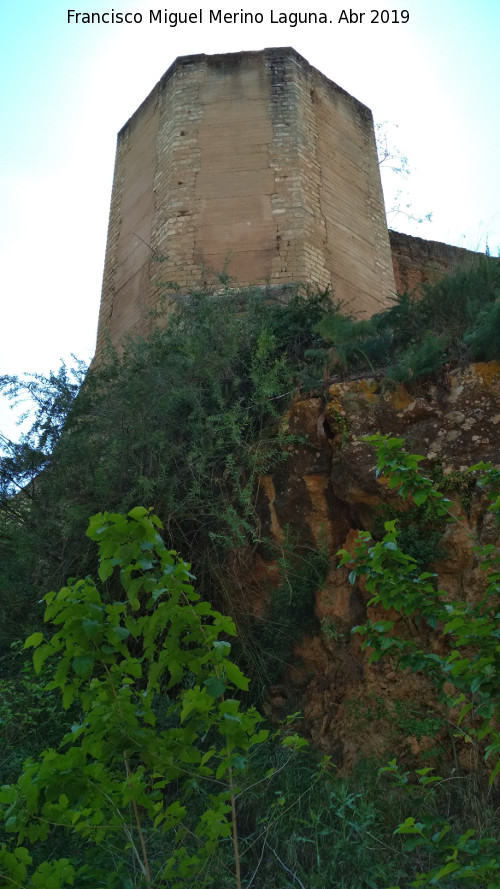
[96,47,397,354]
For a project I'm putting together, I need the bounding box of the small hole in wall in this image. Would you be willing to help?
[180,130,186,136]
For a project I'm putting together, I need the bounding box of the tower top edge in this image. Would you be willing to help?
[117,46,372,139]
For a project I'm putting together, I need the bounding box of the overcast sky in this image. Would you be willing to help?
[1,0,499,440]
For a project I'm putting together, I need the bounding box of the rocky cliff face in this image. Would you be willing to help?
[254,362,500,770]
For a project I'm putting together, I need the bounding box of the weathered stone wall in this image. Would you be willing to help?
[96,48,395,354]
[389,230,486,295]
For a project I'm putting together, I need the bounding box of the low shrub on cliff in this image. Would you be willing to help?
[305,257,500,383]
[0,288,329,612]
[464,298,500,361]
[374,257,500,380]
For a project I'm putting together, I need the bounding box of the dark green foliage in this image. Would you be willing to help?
[391,519,444,571]
[377,258,500,379]
[305,258,500,383]
[412,258,500,341]
[372,494,446,573]
[260,286,332,363]
[387,332,445,382]
[2,263,499,639]
[0,507,445,889]
[0,359,88,651]
[0,358,87,493]
[2,266,500,887]
[313,313,377,373]
[0,508,300,888]
[0,657,69,787]
[236,536,329,703]
[340,435,500,887]
[234,750,406,889]
[3,504,487,888]
[464,298,500,360]
[0,287,334,803]
[0,289,329,627]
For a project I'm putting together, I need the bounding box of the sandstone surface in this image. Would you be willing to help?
[254,362,500,769]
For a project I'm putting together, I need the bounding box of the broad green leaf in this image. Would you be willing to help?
[488,758,500,785]
[24,632,43,649]
[222,660,249,691]
[62,685,76,709]
[98,559,114,582]
[110,625,130,642]
[82,618,101,639]
[431,860,459,880]
[204,676,227,699]
[395,817,421,835]
[72,656,94,677]
[33,643,54,674]
[128,506,149,520]
[122,658,142,678]
[213,640,231,660]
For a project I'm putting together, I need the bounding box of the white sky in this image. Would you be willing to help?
[1,0,499,440]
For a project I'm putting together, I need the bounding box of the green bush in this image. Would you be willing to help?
[387,332,445,382]
[303,258,500,384]
[236,532,328,703]
[0,289,330,626]
[464,298,500,361]
[339,435,500,887]
[376,258,500,377]
[0,507,434,889]
[0,507,308,888]
[2,267,500,887]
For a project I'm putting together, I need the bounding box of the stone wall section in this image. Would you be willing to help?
[96,122,127,354]
[193,53,276,283]
[389,230,487,295]
[266,50,333,292]
[152,57,205,289]
[313,69,394,315]
[96,88,160,353]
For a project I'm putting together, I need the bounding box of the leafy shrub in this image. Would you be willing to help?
[339,435,500,887]
[416,258,500,342]
[302,258,500,384]
[0,289,330,623]
[0,506,430,889]
[464,298,500,361]
[387,332,445,382]
[0,507,308,888]
[237,533,329,703]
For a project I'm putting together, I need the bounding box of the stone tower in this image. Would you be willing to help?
[96,47,396,354]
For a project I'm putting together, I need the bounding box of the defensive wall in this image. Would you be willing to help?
[96,47,486,355]
[389,230,484,294]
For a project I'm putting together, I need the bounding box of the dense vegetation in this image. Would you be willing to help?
[2,259,499,617]
[1,261,499,887]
